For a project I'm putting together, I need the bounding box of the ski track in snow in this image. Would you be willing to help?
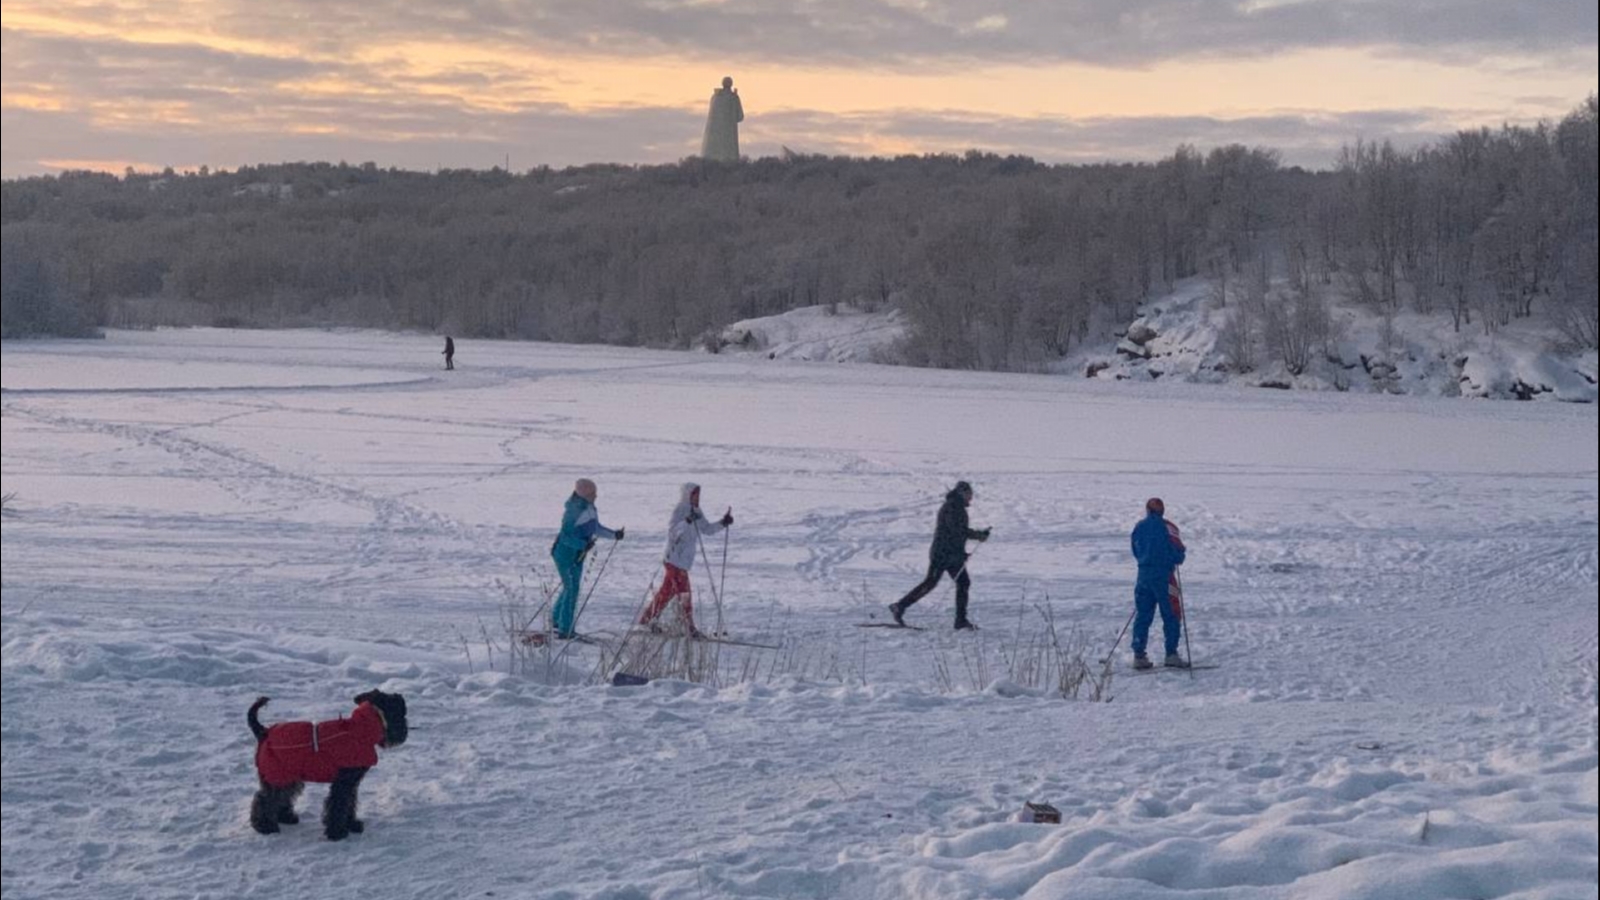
[2,328,1596,900]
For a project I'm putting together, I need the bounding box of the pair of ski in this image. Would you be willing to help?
[518,629,605,646]
[622,627,781,650]
[855,622,978,632]
[1120,662,1220,675]
[522,627,779,651]
[697,634,781,650]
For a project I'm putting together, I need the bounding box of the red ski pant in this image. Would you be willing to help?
[641,563,694,626]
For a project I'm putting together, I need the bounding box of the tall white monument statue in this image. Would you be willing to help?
[701,76,744,162]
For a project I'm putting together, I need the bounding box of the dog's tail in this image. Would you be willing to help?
[247,696,271,742]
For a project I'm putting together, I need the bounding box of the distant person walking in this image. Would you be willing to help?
[640,482,732,636]
[701,76,744,162]
[889,481,990,630]
[1130,497,1188,669]
[549,478,623,639]
[442,336,455,370]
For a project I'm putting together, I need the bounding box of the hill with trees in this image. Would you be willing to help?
[3,97,1594,375]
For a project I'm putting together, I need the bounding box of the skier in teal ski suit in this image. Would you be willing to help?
[550,478,623,638]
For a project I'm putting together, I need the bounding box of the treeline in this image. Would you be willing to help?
[3,96,1595,365]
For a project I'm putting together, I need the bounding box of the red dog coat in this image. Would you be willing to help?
[255,702,386,787]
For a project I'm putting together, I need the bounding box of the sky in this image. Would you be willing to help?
[1,0,1596,177]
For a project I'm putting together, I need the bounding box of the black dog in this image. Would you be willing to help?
[247,690,408,840]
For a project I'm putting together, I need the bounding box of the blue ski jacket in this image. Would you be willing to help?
[554,493,617,556]
[1131,511,1185,589]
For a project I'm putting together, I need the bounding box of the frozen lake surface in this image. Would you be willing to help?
[3,328,1596,899]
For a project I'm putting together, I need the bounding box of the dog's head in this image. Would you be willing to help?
[353,690,409,748]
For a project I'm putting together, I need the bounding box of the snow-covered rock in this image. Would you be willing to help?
[710,304,905,363]
[1115,338,1151,360]
[1459,345,1598,402]
[1078,278,1596,402]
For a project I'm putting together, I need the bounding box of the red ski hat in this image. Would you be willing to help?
[1145,497,1165,515]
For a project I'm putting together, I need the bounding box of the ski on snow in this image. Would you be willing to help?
[1120,663,1220,674]
[518,630,606,646]
[618,628,782,650]
[855,622,981,632]
[695,634,782,650]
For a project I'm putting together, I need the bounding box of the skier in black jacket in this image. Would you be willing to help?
[889,481,990,630]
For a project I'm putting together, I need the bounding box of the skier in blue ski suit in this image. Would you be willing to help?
[550,478,623,638]
[1130,497,1187,667]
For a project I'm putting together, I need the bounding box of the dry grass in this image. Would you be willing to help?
[932,602,1113,702]
[596,598,876,689]
[456,566,593,684]
[595,625,878,689]
[462,578,1110,703]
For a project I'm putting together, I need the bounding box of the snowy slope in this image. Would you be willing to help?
[1078,279,1598,403]
[712,304,905,362]
[2,328,1596,900]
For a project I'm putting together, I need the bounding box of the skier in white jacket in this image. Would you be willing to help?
[640,482,733,635]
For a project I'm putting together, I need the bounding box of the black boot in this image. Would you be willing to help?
[887,602,906,626]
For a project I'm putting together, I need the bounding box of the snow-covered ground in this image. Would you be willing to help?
[3,328,1596,900]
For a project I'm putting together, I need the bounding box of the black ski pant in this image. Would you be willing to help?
[897,561,970,623]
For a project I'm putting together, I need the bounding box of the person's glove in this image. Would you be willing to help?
[977,528,992,542]
[614,527,626,541]
[720,511,734,527]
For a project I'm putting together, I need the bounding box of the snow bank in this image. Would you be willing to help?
[711,304,905,363]
[7,605,1594,899]
[872,749,1599,900]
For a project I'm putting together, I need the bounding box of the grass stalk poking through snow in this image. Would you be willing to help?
[930,601,1113,701]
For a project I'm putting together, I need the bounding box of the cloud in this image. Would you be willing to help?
[5,0,1596,70]
[2,27,323,87]
[1,4,1592,176]
[66,0,1600,67]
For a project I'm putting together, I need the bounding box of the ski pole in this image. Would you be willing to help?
[955,540,981,580]
[719,525,731,614]
[1176,569,1195,680]
[550,539,623,672]
[1101,608,1136,664]
[604,571,661,677]
[570,537,620,636]
[949,540,985,613]
[693,520,727,636]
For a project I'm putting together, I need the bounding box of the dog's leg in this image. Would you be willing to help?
[251,780,290,835]
[345,770,365,832]
[277,782,303,825]
[323,767,368,841]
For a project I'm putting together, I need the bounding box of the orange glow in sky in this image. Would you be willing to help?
[2,0,1595,175]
